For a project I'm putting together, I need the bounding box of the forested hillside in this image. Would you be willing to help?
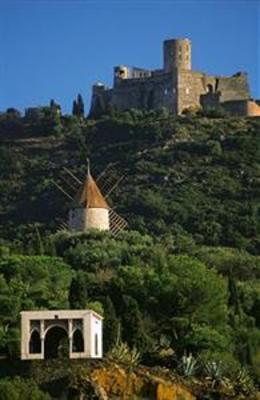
[0,108,259,399]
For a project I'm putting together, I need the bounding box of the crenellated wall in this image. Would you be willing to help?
[89,39,254,117]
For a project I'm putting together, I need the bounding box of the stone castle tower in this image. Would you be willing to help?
[68,166,110,232]
[163,38,191,72]
[89,38,260,117]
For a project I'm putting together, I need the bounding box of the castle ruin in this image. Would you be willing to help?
[90,38,260,117]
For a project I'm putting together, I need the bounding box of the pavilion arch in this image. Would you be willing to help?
[20,310,103,360]
[29,329,41,354]
[72,329,84,352]
[44,326,69,359]
[43,320,69,338]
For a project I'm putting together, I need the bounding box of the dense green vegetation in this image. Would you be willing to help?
[0,108,259,398]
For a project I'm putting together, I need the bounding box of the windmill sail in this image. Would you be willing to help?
[54,162,128,236]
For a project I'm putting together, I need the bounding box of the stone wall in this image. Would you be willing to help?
[217,73,250,102]
[89,86,113,117]
[223,99,260,117]
[247,100,260,116]
[177,70,205,113]
[177,71,250,114]
[89,69,251,116]
[111,72,178,113]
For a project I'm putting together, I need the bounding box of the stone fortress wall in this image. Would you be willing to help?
[89,38,260,117]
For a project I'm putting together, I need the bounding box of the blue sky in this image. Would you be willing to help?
[0,0,259,114]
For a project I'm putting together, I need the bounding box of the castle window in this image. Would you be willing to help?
[164,88,168,95]
[207,84,214,93]
[186,88,190,94]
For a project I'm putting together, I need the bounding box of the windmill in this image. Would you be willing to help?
[53,160,128,237]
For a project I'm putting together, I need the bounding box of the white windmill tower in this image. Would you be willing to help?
[53,160,128,236]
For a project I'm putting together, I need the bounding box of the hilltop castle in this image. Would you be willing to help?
[90,38,260,117]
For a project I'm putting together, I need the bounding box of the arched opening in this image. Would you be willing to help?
[29,330,41,354]
[44,326,69,359]
[215,79,219,92]
[207,84,213,93]
[72,329,84,352]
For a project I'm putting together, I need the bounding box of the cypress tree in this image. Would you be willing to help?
[69,272,88,309]
[72,94,85,117]
[72,100,78,116]
[102,296,119,352]
[121,295,149,353]
[77,94,85,116]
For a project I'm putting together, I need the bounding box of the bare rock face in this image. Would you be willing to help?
[90,363,195,400]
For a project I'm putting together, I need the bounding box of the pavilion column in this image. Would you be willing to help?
[40,320,45,359]
[68,319,73,357]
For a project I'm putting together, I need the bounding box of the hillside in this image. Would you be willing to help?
[0,109,259,399]
[0,110,259,253]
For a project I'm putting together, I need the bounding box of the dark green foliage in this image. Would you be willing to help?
[72,94,85,117]
[0,254,72,356]
[69,271,88,309]
[0,377,50,400]
[120,295,150,353]
[0,112,259,394]
[102,296,119,352]
[0,114,259,253]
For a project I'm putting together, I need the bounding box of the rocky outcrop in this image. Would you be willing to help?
[91,363,195,400]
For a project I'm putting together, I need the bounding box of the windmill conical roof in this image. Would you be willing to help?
[77,173,109,209]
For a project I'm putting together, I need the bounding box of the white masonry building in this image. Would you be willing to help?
[20,309,103,360]
[68,167,110,232]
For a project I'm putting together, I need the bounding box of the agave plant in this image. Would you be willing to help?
[233,368,255,395]
[205,361,222,380]
[204,360,226,389]
[107,341,141,367]
[177,353,198,377]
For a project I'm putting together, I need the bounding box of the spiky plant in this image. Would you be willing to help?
[177,353,198,378]
[107,341,141,367]
[204,360,228,389]
[233,368,255,396]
